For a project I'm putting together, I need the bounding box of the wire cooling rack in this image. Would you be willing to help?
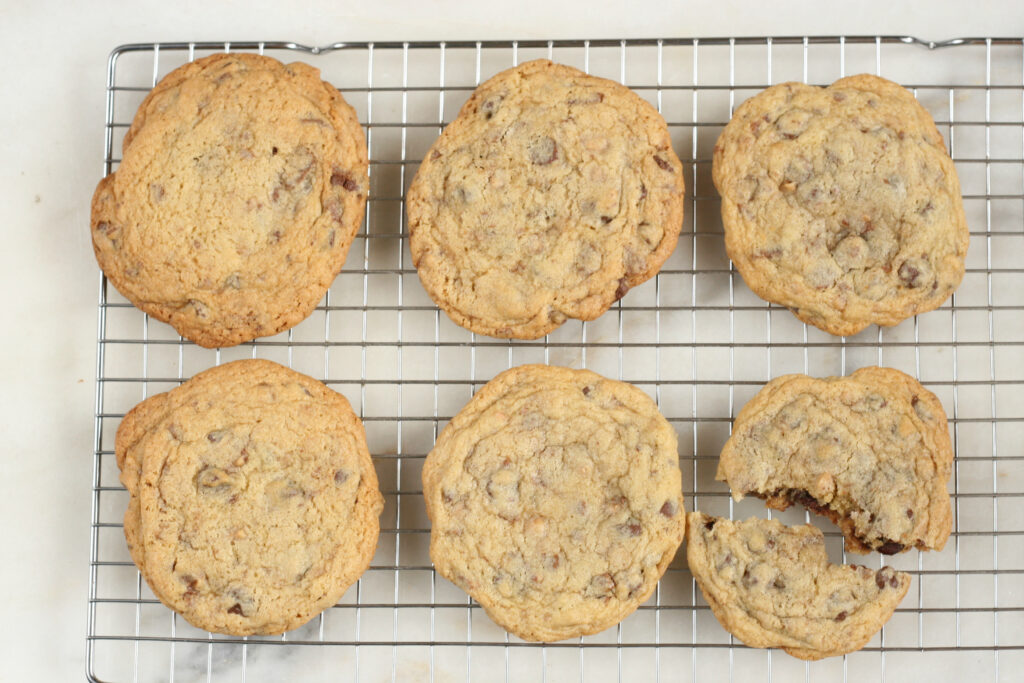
[87,36,1024,682]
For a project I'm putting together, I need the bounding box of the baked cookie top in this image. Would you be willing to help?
[117,359,383,635]
[686,513,910,660]
[717,366,952,554]
[91,53,368,348]
[423,365,684,641]
[407,59,685,339]
[712,74,968,336]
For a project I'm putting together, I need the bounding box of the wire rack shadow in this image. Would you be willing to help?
[88,36,1024,682]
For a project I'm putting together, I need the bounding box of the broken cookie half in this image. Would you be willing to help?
[687,513,909,660]
[717,367,952,554]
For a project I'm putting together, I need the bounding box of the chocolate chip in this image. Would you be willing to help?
[334,469,350,485]
[875,567,900,590]
[742,568,757,586]
[835,611,848,622]
[601,215,613,225]
[619,521,642,537]
[614,278,629,301]
[898,261,922,287]
[772,577,785,589]
[227,603,244,615]
[639,183,647,201]
[704,517,717,531]
[789,489,829,516]
[271,146,278,155]
[659,501,676,518]
[188,299,209,319]
[582,386,591,396]
[907,509,914,519]
[911,395,934,421]
[479,94,504,120]
[196,466,233,492]
[331,170,359,191]
[653,155,671,171]
[529,137,558,165]
[206,429,228,443]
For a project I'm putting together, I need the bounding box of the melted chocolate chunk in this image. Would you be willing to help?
[614,278,630,301]
[331,170,359,191]
[877,540,905,555]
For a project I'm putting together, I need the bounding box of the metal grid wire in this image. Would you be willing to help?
[88,37,1024,682]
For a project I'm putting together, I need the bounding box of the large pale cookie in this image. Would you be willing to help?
[408,59,684,339]
[713,75,968,336]
[423,364,684,641]
[92,53,368,347]
[117,359,383,635]
[717,366,953,554]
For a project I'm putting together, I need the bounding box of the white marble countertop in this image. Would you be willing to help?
[1,1,1018,680]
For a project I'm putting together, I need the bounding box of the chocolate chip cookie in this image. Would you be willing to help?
[116,359,383,635]
[423,365,685,641]
[91,53,368,348]
[687,513,910,660]
[713,74,968,336]
[717,366,952,554]
[407,59,685,339]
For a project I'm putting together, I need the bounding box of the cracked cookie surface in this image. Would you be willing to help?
[116,359,383,635]
[91,53,368,348]
[687,513,910,660]
[717,366,952,554]
[407,59,685,339]
[712,74,968,336]
[423,364,685,641]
